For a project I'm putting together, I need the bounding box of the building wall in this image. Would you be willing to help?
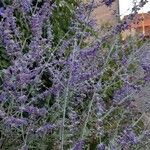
[83,0,119,27]
[92,0,119,26]
[122,13,150,38]
[131,13,150,36]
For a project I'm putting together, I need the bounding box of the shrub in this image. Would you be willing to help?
[0,0,150,149]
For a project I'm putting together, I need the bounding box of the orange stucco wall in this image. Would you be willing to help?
[131,13,150,37]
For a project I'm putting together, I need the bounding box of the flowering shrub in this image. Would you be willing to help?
[0,0,150,149]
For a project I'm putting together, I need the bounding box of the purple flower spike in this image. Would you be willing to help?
[118,128,138,148]
[4,117,28,128]
[140,51,150,73]
[36,123,55,135]
[0,7,4,16]
[72,140,84,150]
[21,0,31,13]
[20,106,48,117]
[97,143,106,150]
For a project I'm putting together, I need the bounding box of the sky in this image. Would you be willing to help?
[119,0,150,17]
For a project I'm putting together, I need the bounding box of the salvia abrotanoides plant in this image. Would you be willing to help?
[0,0,150,149]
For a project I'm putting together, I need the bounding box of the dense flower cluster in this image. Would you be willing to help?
[0,0,149,149]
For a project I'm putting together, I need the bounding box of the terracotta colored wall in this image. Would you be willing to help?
[131,13,150,28]
[130,13,150,37]
[122,13,150,39]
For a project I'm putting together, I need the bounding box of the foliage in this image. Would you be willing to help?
[0,0,78,70]
[0,0,150,150]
